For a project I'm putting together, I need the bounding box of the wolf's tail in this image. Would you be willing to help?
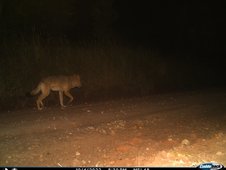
[31,83,41,95]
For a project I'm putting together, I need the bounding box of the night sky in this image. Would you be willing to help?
[0,0,226,108]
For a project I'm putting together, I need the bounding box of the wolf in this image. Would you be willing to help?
[31,74,81,110]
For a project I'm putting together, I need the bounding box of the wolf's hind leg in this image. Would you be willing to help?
[36,92,49,110]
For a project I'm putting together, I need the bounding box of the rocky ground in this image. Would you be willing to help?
[0,89,226,167]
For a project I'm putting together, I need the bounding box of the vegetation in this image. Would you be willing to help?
[1,34,219,110]
[0,35,164,109]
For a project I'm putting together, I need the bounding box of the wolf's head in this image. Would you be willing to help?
[71,74,82,88]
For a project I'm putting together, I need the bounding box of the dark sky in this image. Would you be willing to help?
[0,0,225,57]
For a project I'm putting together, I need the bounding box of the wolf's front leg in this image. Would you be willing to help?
[59,91,66,108]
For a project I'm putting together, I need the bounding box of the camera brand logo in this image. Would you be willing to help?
[197,162,224,170]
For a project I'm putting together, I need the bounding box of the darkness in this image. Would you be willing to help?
[115,1,225,53]
[0,0,226,109]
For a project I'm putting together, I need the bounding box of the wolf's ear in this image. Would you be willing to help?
[74,73,80,77]
[73,74,80,79]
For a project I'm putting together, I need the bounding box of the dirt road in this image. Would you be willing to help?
[1,89,226,167]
